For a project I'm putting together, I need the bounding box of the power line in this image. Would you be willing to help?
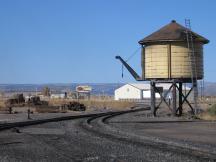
[126,46,141,62]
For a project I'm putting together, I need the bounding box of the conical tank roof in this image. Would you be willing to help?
[139,20,209,45]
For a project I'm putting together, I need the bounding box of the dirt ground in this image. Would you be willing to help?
[1,109,215,162]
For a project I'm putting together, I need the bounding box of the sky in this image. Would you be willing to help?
[0,0,215,84]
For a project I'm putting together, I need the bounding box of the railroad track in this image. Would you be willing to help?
[80,107,216,161]
[0,105,149,131]
[1,106,216,161]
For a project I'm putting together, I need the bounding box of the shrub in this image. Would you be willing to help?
[207,104,216,116]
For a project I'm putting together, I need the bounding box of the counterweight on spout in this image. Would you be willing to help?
[115,56,142,81]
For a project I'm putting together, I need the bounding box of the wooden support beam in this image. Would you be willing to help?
[176,85,195,115]
[151,81,156,116]
[178,82,183,116]
[172,82,177,116]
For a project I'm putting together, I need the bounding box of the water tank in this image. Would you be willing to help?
[139,20,209,82]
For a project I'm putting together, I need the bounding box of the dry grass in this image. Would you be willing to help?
[199,104,216,121]
[35,108,61,113]
[35,105,65,113]
[79,100,136,110]
[0,95,135,113]
[199,113,216,121]
[48,99,68,106]
[48,98,136,110]
[35,98,136,113]
[0,99,6,110]
[198,97,216,108]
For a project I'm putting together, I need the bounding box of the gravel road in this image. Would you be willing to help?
[0,109,215,162]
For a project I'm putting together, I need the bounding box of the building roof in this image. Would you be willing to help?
[127,83,190,91]
[128,83,150,90]
[139,20,209,45]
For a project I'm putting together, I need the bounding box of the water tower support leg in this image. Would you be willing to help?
[178,86,195,115]
[178,82,183,116]
[172,82,177,116]
[150,81,156,116]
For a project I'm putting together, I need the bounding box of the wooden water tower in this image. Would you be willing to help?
[116,20,209,116]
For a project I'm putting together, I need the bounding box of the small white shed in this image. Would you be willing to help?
[114,83,160,100]
[114,83,190,101]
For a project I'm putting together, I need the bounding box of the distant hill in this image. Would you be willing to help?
[0,83,124,96]
[203,82,216,96]
[0,82,215,96]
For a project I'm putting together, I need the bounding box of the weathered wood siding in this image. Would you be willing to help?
[144,42,203,80]
[145,44,169,78]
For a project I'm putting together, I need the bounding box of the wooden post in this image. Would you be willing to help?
[9,107,12,114]
[151,81,156,116]
[179,82,183,116]
[172,82,176,116]
[27,109,31,119]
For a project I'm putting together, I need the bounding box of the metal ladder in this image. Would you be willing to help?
[200,79,205,100]
[185,19,198,114]
[201,79,205,99]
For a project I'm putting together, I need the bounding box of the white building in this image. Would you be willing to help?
[50,93,66,99]
[114,83,190,101]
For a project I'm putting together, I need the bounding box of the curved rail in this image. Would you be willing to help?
[0,106,148,131]
[81,107,216,161]
[1,106,215,160]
